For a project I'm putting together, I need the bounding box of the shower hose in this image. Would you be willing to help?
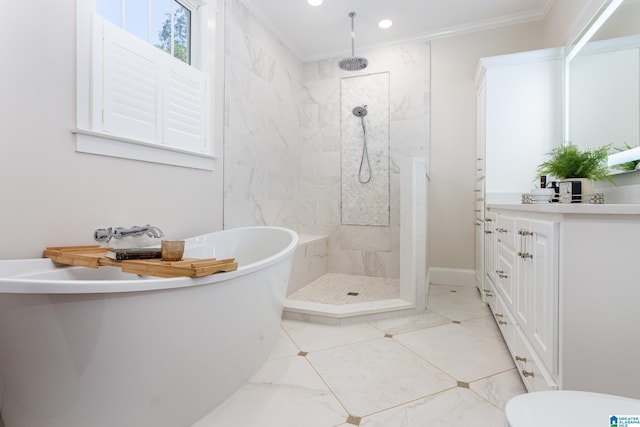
[358,116,372,184]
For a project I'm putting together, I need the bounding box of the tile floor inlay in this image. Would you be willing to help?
[192,284,527,427]
[346,415,362,425]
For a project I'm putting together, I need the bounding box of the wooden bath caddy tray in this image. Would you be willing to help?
[43,246,237,278]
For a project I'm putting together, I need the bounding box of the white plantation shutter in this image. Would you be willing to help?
[165,61,209,152]
[95,16,209,154]
[102,20,160,142]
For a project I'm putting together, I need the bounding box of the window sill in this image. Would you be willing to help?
[73,128,217,171]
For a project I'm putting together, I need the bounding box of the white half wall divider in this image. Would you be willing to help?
[400,156,428,311]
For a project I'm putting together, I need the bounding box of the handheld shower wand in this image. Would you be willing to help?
[352,105,371,184]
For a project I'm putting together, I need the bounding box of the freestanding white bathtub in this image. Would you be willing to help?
[0,226,298,427]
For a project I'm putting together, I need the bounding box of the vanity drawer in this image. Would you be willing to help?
[495,215,516,251]
[511,326,558,393]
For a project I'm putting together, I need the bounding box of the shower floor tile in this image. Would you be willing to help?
[287,273,400,305]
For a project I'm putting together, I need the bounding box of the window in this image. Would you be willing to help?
[74,0,222,170]
[97,0,192,65]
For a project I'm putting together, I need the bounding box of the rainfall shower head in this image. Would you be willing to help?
[339,56,368,72]
[339,12,368,71]
[352,105,368,117]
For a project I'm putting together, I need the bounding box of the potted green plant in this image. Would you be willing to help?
[536,142,614,201]
[536,142,613,181]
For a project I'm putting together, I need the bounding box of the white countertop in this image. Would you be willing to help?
[487,203,640,215]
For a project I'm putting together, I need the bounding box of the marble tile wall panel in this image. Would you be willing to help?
[341,72,390,226]
[223,0,304,230]
[288,235,329,296]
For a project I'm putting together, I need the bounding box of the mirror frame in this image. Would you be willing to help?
[564,0,640,168]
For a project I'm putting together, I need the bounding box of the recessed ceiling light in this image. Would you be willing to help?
[378,19,393,29]
[307,0,323,6]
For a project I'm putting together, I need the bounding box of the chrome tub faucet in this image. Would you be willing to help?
[94,225,164,243]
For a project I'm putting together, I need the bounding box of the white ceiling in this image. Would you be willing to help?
[243,0,556,62]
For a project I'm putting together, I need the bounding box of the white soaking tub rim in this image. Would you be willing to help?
[0,226,299,294]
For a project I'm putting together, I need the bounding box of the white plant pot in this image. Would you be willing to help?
[560,178,594,203]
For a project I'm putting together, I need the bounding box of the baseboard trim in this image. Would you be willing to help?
[427,267,476,287]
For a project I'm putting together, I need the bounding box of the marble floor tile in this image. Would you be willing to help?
[251,355,330,390]
[192,382,348,427]
[369,310,450,335]
[358,387,505,427]
[428,284,482,299]
[469,368,527,410]
[193,355,348,427]
[307,337,457,416]
[460,314,504,341]
[269,327,301,360]
[427,290,491,321]
[281,318,384,352]
[395,323,515,383]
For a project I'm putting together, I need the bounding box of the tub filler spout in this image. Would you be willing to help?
[94,225,164,242]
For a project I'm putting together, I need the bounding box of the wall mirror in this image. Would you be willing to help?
[566,0,640,170]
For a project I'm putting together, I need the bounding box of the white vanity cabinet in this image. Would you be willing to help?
[489,208,559,392]
[487,204,640,399]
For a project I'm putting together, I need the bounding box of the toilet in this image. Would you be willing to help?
[505,391,640,427]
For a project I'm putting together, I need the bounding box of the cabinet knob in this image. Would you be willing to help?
[484,230,493,234]
[494,313,504,318]
[498,320,508,325]
[496,270,508,279]
[484,218,493,222]
[521,369,535,378]
[515,355,527,363]
[496,228,507,233]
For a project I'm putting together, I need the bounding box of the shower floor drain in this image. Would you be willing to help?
[347,292,360,296]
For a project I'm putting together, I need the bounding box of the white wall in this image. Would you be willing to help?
[0,1,223,259]
[544,0,609,47]
[429,22,545,270]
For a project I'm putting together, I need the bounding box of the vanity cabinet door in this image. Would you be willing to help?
[516,218,559,375]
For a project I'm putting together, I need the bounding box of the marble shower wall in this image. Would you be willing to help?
[222,0,430,279]
[341,73,390,226]
[223,0,304,230]
[302,42,431,278]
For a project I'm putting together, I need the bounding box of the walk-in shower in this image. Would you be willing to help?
[352,105,371,184]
